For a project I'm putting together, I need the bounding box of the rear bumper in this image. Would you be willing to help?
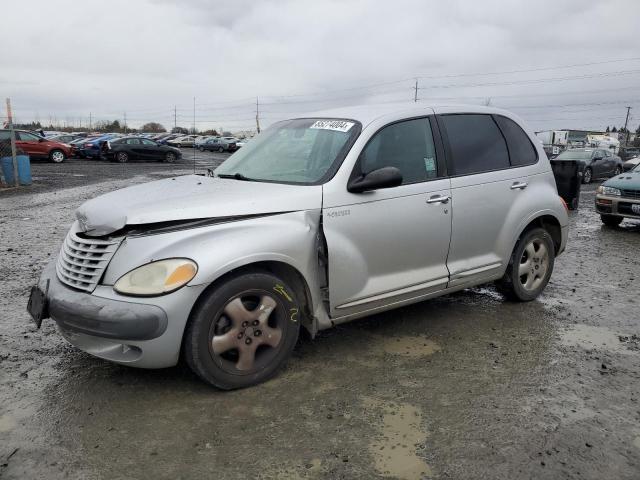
[595,194,640,219]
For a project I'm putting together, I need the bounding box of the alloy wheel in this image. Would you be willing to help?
[51,151,64,163]
[518,239,549,292]
[209,293,283,373]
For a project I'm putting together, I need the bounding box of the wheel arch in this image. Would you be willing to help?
[515,214,563,255]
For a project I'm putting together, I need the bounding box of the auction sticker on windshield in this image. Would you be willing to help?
[310,120,355,132]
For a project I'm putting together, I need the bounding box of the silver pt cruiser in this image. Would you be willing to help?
[28,104,569,389]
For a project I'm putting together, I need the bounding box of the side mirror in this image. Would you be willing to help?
[593,156,603,161]
[347,166,403,193]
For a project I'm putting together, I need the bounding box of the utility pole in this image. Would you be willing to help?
[414,79,418,102]
[5,98,18,187]
[193,96,196,174]
[255,97,261,134]
[124,112,127,133]
[174,105,177,131]
[623,106,631,146]
[89,112,92,131]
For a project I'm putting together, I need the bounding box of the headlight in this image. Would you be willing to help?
[114,258,198,296]
[596,186,621,196]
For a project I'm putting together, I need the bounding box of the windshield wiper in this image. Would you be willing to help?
[217,172,255,181]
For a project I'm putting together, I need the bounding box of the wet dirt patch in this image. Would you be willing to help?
[380,336,442,358]
[560,324,638,355]
[363,396,432,479]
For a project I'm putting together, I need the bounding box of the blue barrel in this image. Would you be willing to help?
[1,155,31,185]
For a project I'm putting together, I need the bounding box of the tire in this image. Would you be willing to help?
[613,166,622,176]
[199,146,205,152]
[49,149,65,163]
[218,146,225,153]
[582,167,592,184]
[116,151,128,163]
[184,271,301,389]
[496,227,555,302]
[601,215,622,227]
[165,152,177,163]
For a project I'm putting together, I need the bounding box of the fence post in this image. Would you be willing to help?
[5,98,18,187]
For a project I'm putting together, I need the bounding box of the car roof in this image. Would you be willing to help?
[303,102,517,128]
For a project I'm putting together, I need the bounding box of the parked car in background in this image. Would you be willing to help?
[235,138,252,148]
[553,148,623,184]
[157,134,182,145]
[49,134,82,144]
[0,129,72,163]
[193,136,212,147]
[168,136,196,148]
[78,134,120,159]
[29,104,568,389]
[198,137,237,152]
[623,156,640,172]
[105,137,181,163]
[595,163,640,226]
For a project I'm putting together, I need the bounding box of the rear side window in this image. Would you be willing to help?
[126,138,141,145]
[360,117,438,184]
[440,114,509,175]
[494,115,538,166]
[0,131,10,140]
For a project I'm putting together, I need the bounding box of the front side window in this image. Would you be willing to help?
[441,114,510,175]
[141,139,156,145]
[494,115,538,167]
[216,118,361,184]
[126,138,141,145]
[359,117,438,184]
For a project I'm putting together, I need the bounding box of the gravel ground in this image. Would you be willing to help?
[1,156,639,480]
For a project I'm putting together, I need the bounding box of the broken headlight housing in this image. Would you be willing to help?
[114,258,198,296]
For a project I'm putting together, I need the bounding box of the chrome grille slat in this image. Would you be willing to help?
[56,224,122,292]
[620,189,640,200]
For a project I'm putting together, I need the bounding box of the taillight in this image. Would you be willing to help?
[560,196,569,212]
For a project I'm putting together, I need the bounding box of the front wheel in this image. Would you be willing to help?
[613,166,622,176]
[116,151,128,163]
[165,152,177,163]
[496,228,555,302]
[582,167,592,184]
[199,146,205,152]
[184,272,301,389]
[601,215,622,227]
[49,149,65,163]
[218,146,225,153]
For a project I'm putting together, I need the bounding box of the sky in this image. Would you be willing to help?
[1,0,639,134]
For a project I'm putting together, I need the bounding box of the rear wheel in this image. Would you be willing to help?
[116,151,129,163]
[601,215,623,227]
[165,152,177,163]
[184,272,301,389]
[582,167,592,184]
[199,146,205,152]
[218,146,225,153]
[49,149,65,163]
[496,228,555,302]
[613,166,622,176]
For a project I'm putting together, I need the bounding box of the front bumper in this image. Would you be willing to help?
[34,260,207,368]
[595,194,640,219]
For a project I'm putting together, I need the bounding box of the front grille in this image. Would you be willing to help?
[620,189,640,199]
[56,224,122,292]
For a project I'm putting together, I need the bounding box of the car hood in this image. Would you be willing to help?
[76,175,323,236]
[604,170,640,190]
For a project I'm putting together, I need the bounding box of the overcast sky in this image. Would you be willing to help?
[2,0,639,133]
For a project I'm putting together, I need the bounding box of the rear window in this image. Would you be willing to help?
[494,116,538,167]
[440,114,510,175]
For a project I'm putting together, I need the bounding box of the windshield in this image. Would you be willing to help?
[555,150,591,160]
[215,118,361,184]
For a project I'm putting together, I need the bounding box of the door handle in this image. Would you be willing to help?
[426,195,451,204]
[510,182,528,190]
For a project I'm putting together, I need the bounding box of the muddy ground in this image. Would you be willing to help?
[1,156,639,480]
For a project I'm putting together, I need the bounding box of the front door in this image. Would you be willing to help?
[16,131,47,157]
[323,116,452,317]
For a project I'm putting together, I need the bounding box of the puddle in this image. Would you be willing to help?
[382,336,441,358]
[560,324,637,355]
[363,397,432,479]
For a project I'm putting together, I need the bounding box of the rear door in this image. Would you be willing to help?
[438,113,538,287]
[323,116,452,316]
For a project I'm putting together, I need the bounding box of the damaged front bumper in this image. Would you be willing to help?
[28,260,206,368]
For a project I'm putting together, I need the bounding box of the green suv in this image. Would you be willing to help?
[595,163,640,226]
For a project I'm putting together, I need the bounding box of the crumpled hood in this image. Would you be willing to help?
[603,171,640,190]
[76,175,323,236]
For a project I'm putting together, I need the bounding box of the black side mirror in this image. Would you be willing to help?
[347,166,403,193]
[593,156,603,161]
